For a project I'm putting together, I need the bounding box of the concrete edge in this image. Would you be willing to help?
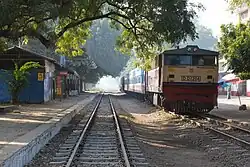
[218,102,250,108]
[0,94,98,167]
[0,105,19,113]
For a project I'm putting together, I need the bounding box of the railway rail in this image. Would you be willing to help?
[49,93,148,167]
[169,111,250,149]
[200,114,250,148]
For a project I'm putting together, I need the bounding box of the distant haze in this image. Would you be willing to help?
[95,76,120,92]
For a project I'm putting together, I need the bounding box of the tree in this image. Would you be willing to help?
[86,19,129,76]
[217,22,250,79]
[66,53,104,83]
[83,66,108,83]
[1,61,41,104]
[0,0,203,61]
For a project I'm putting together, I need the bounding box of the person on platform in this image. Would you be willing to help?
[227,85,231,99]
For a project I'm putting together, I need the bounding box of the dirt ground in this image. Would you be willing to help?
[111,95,234,167]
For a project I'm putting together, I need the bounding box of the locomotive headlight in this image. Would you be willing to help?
[207,75,212,79]
[169,74,175,78]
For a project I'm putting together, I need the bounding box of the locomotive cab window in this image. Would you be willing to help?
[164,55,191,65]
[192,55,217,66]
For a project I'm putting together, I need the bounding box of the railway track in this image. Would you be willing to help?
[169,111,250,148]
[199,114,250,148]
[49,93,148,167]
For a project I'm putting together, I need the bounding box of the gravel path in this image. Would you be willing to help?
[113,95,250,167]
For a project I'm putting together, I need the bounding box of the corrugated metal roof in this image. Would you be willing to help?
[3,46,57,62]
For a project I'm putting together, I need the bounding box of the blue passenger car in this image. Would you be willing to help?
[127,68,145,94]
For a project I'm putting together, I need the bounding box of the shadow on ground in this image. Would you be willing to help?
[119,112,219,167]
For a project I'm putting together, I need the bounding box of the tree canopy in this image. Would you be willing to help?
[0,0,202,61]
[217,22,250,79]
[21,19,129,82]
[66,52,106,83]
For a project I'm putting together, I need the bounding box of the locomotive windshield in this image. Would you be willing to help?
[165,55,191,65]
[192,55,217,66]
[164,55,217,66]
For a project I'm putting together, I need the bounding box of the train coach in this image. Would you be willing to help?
[120,68,145,100]
[120,45,219,114]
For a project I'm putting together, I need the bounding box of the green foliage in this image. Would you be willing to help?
[2,61,41,104]
[123,56,137,72]
[121,56,153,75]
[84,67,108,84]
[86,19,129,76]
[0,0,202,60]
[238,72,250,79]
[66,53,101,83]
[217,22,250,80]
[55,23,92,56]
[226,0,250,10]
[0,37,8,52]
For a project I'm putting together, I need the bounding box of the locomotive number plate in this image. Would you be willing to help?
[181,76,201,81]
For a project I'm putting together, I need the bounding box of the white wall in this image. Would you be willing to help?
[44,60,55,102]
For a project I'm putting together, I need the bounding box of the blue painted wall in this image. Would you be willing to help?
[128,68,145,84]
[0,69,44,103]
[0,70,11,102]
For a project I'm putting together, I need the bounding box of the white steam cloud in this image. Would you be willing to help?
[95,75,120,92]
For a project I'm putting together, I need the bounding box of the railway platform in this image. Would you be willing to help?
[210,95,250,125]
[0,93,97,167]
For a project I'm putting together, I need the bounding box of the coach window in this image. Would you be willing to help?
[164,55,191,65]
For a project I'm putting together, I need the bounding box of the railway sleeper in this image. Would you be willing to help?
[77,161,121,167]
[52,156,68,161]
[82,147,118,150]
[80,150,119,153]
[83,141,117,145]
[80,152,119,156]
[126,147,141,150]
[59,143,75,147]
[77,157,120,161]
[49,161,67,165]
[83,144,116,147]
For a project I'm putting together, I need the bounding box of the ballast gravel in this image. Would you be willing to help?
[113,95,250,167]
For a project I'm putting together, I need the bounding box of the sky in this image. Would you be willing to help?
[193,0,238,37]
